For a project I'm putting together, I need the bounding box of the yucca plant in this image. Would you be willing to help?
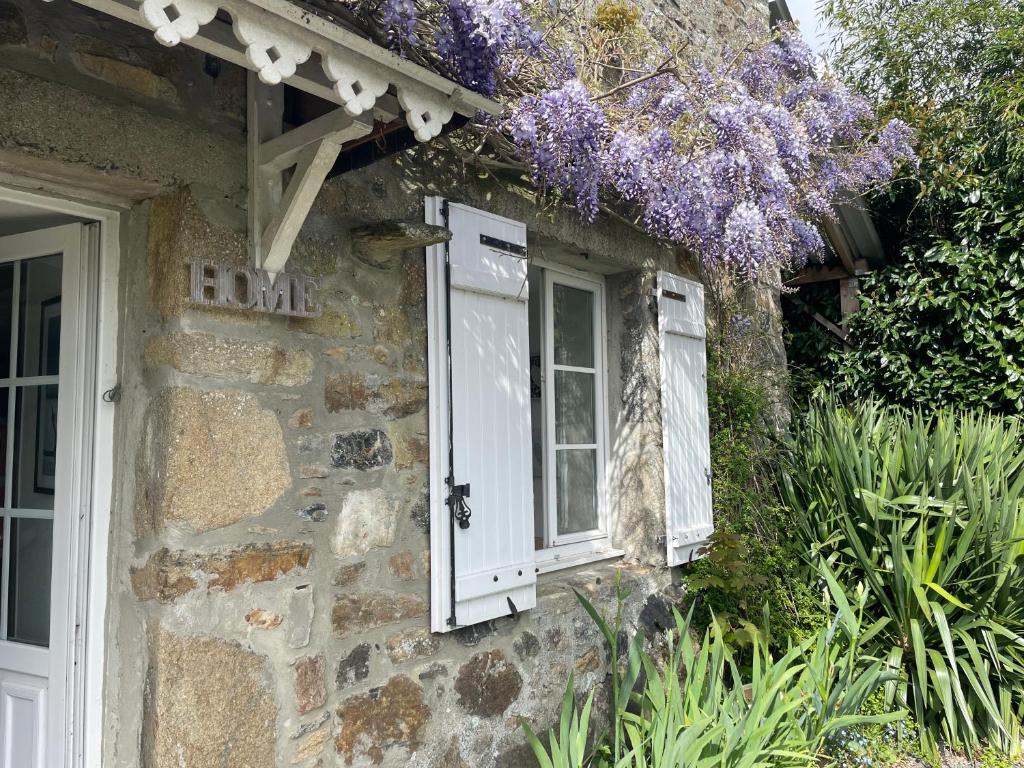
[524,583,901,768]
[783,399,1024,759]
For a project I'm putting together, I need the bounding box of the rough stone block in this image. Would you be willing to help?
[336,642,371,689]
[388,551,416,580]
[385,627,440,664]
[334,676,429,765]
[288,587,315,649]
[373,305,412,346]
[145,332,313,386]
[331,489,400,558]
[291,727,328,765]
[288,305,362,339]
[137,388,291,533]
[143,630,277,768]
[324,372,369,412]
[389,420,429,469]
[513,631,541,661]
[330,429,393,470]
[289,407,315,429]
[297,502,328,523]
[294,654,327,715]
[245,608,283,629]
[131,542,312,602]
[73,51,177,100]
[325,373,426,418]
[0,3,27,45]
[333,561,366,587]
[147,189,247,318]
[331,591,427,636]
[350,220,450,269]
[575,646,601,674]
[454,650,523,717]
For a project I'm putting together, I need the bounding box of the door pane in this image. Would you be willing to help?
[12,386,57,511]
[17,254,62,378]
[7,517,52,646]
[554,370,595,444]
[552,284,594,368]
[556,449,598,535]
[0,263,13,380]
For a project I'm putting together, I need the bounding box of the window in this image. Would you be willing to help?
[528,264,614,568]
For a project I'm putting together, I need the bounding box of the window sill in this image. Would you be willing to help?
[535,544,625,575]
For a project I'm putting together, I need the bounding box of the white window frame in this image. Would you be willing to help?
[532,261,620,572]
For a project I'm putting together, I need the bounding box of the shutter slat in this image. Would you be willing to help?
[658,271,713,566]
[426,198,537,631]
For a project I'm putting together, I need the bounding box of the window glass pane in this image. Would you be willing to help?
[0,263,13,380]
[556,449,598,535]
[7,517,52,646]
[0,389,8,505]
[555,370,595,444]
[12,385,58,511]
[552,283,594,368]
[18,254,62,378]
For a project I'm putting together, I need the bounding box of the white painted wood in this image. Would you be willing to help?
[540,268,609,548]
[61,0,498,122]
[259,138,343,275]
[0,680,45,768]
[259,110,371,174]
[657,271,713,566]
[0,224,85,768]
[0,185,119,768]
[426,198,536,632]
[247,74,283,272]
[248,73,374,273]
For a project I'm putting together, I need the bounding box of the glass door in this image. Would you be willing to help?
[0,224,84,768]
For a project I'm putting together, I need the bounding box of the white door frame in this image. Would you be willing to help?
[0,184,120,768]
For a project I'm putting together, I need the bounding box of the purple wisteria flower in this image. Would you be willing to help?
[374,0,915,279]
[506,24,916,277]
[436,0,541,95]
[508,79,606,219]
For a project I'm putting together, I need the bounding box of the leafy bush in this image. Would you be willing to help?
[784,0,1024,413]
[685,364,823,647]
[783,399,1024,759]
[524,581,902,768]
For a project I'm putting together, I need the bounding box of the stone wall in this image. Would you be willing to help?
[0,0,772,766]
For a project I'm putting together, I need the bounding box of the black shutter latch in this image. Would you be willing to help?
[447,481,472,529]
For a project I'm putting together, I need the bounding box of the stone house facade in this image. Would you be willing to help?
[0,0,771,765]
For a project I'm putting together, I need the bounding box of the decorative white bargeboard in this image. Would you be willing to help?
[42,0,497,142]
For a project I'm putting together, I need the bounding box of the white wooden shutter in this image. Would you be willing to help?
[657,271,713,566]
[425,197,536,632]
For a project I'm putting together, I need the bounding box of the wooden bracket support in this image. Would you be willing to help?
[248,74,374,274]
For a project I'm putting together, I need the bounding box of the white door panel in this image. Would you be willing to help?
[0,679,45,768]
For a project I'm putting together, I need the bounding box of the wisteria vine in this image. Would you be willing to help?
[344,0,915,278]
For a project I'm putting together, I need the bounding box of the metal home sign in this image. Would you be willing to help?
[189,260,322,318]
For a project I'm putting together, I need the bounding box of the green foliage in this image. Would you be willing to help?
[836,243,1024,411]
[786,0,1024,411]
[684,362,822,646]
[821,689,921,768]
[524,586,904,768]
[782,399,1024,759]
